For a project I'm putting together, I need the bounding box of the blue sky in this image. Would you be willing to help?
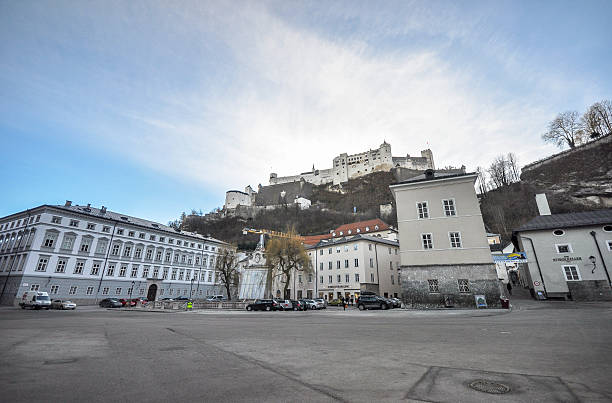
[1,0,611,223]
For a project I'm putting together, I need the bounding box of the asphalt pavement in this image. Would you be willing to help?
[0,300,610,402]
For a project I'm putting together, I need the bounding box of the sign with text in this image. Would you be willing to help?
[492,252,527,263]
[474,295,488,308]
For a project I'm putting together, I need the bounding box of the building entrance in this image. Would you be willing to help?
[147,284,158,301]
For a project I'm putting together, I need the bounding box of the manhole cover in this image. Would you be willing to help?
[468,379,511,394]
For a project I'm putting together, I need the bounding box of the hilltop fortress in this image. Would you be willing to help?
[223,142,435,212]
[271,141,434,186]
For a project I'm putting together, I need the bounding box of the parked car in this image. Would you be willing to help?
[51,299,77,310]
[118,298,129,306]
[290,300,305,311]
[206,295,226,302]
[20,291,51,310]
[357,294,390,310]
[129,297,148,306]
[314,298,327,309]
[245,299,278,311]
[328,298,344,306]
[390,298,402,308]
[161,297,174,301]
[174,296,190,301]
[275,299,293,310]
[301,299,319,310]
[99,298,122,308]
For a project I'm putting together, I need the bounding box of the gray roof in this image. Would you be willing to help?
[515,209,612,232]
[306,234,399,249]
[51,204,227,244]
[391,170,473,186]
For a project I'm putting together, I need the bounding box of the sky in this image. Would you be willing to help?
[1,0,611,224]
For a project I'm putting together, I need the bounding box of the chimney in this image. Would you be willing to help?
[87,203,91,208]
[535,194,551,216]
[100,206,107,215]
[64,200,72,207]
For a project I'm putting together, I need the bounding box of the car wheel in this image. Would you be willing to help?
[293,307,297,311]
[21,305,25,309]
[265,306,271,311]
[358,304,365,311]
[246,306,252,311]
[311,306,316,310]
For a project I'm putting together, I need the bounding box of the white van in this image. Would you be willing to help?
[20,291,51,309]
[206,295,226,302]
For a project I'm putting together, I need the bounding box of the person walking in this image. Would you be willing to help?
[506,282,513,296]
[342,296,346,311]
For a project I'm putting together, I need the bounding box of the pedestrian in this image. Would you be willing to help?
[506,282,512,296]
[343,297,347,311]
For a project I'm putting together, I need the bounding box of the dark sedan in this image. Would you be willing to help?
[245,299,278,311]
[99,298,122,308]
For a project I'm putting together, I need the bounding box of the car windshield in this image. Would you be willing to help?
[64,301,73,303]
[36,296,50,301]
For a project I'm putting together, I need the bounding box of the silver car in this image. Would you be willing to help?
[51,299,77,310]
[314,298,327,309]
[302,299,319,310]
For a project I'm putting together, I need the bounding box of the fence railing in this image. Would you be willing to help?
[142,300,248,310]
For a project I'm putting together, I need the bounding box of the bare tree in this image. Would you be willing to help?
[507,153,520,182]
[581,100,612,139]
[265,230,312,299]
[476,166,488,195]
[542,111,585,149]
[215,246,240,301]
[487,153,521,190]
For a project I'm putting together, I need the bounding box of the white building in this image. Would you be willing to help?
[270,141,435,186]
[0,202,229,305]
[390,170,501,308]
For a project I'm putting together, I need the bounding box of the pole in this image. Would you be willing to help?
[129,280,135,308]
[590,231,611,285]
[95,221,117,304]
[520,236,547,297]
[0,209,31,305]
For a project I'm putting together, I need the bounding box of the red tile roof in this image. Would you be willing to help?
[302,233,332,245]
[333,218,390,236]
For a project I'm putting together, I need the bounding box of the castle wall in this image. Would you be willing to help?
[225,191,252,210]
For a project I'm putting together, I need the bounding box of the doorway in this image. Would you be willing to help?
[147,284,158,301]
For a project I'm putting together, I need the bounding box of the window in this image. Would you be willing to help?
[111,244,120,256]
[178,269,184,280]
[165,252,171,262]
[556,244,572,254]
[160,237,165,242]
[336,260,340,269]
[328,262,332,270]
[207,272,213,282]
[345,274,350,282]
[54,258,66,273]
[43,232,57,248]
[128,231,135,237]
[129,265,137,277]
[139,233,145,239]
[107,264,115,276]
[171,269,177,280]
[308,274,313,283]
[69,286,77,295]
[69,220,79,227]
[298,275,302,283]
[553,229,565,236]
[355,273,360,282]
[428,279,439,293]
[119,264,127,277]
[80,238,92,253]
[449,232,462,248]
[102,287,109,295]
[443,199,456,216]
[354,258,359,267]
[370,273,375,282]
[115,287,122,295]
[337,274,341,282]
[156,251,162,261]
[87,223,96,230]
[391,275,394,285]
[369,258,374,268]
[61,235,75,250]
[417,202,429,219]
[328,275,333,283]
[102,226,111,233]
[153,267,159,278]
[186,270,191,280]
[319,249,323,255]
[390,262,393,270]
[91,262,101,276]
[86,286,94,295]
[52,216,62,224]
[143,266,150,278]
[177,240,182,246]
[145,249,153,260]
[123,246,132,257]
[117,229,124,235]
[458,279,470,293]
[563,265,581,281]
[30,284,40,291]
[320,276,323,283]
[319,262,323,271]
[95,239,108,255]
[50,285,59,294]
[328,248,332,254]
[135,247,142,258]
[173,254,179,263]
[368,244,372,251]
[74,261,84,275]
[607,240,612,251]
[421,233,433,249]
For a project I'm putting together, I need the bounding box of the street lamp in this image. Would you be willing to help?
[129,281,135,308]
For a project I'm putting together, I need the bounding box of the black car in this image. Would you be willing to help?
[357,295,390,310]
[99,298,122,308]
[245,299,278,311]
[290,300,306,311]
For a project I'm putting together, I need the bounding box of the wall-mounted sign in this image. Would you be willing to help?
[493,252,527,263]
[534,281,541,286]
[552,256,582,262]
[474,295,487,308]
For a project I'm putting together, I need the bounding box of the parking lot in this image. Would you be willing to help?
[1,300,611,402]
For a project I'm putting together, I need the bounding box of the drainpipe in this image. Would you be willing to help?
[374,243,380,295]
[589,231,611,285]
[0,209,31,304]
[520,235,547,297]
[95,221,117,304]
[314,245,318,298]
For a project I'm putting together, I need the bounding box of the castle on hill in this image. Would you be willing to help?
[223,142,435,212]
[269,141,434,186]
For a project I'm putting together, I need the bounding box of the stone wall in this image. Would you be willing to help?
[400,263,502,309]
[567,280,612,301]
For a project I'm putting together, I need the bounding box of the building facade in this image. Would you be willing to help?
[0,202,228,306]
[513,208,612,301]
[390,170,501,308]
[270,141,435,186]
